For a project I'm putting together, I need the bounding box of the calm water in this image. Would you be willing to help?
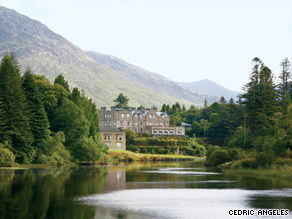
[0,162,292,219]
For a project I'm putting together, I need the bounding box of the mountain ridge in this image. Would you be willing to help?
[179,79,241,100]
[0,6,218,108]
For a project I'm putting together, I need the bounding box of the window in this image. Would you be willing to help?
[164,131,168,135]
[128,121,131,126]
[170,131,174,135]
[160,123,163,126]
[155,122,158,126]
[121,121,124,127]
[140,115,143,119]
[154,130,157,135]
[153,115,156,119]
[149,115,152,119]
[116,135,122,140]
[141,122,143,126]
[165,122,168,127]
[135,114,138,119]
[127,114,130,119]
[135,122,138,126]
[104,134,111,140]
[178,131,181,135]
[159,130,163,135]
[113,122,116,126]
[149,122,152,126]
[162,115,165,119]
[141,128,143,133]
[116,142,122,148]
[105,142,110,147]
[121,114,124,119]
[105,122,107,126]
[109,122,112,126]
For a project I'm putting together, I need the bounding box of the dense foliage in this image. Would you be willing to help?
[124,131,206,157]
[162,57,292,166]
[0,54,107,165]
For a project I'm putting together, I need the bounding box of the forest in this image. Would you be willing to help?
[161,57,292,167]
[0,53,291,168]
[0,53,107,166]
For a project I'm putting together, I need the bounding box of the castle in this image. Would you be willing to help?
[99,106,185,136]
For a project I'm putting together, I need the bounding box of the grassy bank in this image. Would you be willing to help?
[108,150,204,162]
[223,158,292,181]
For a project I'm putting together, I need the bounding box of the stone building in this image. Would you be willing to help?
[100,127,126,150]
[99,106,185,136]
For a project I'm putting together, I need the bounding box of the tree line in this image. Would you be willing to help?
[161,57,292,159]
[0,53,107,166]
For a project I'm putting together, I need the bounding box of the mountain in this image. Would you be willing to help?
[179,79,241,100]
[0,6,217,108]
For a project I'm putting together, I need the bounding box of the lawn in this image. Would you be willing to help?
[108,149,204,162]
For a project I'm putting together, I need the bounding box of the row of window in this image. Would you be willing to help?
[104,134,123,140]
[102,121,168,127]
[104,142,122,148]
[153,130,182,135]
[119,114,165,120]
[105,114,111,119]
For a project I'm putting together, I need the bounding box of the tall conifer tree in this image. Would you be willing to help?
[22,69,50,147]
[0,93,7,142]
[0,54,33,149]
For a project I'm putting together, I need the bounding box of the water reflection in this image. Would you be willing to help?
[0,163,292,219]
[0,167,108,219]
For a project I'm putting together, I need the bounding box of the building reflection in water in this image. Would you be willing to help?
[103,168,126,192]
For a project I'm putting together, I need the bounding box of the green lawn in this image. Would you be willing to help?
[108,149,204,162]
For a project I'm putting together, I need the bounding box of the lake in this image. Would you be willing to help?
[0,162,291,219]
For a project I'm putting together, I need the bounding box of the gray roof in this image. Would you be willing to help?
[100,127,124,132]
[182,122,192,127]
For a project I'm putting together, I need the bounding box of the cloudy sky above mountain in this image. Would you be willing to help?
[0,0,291,91]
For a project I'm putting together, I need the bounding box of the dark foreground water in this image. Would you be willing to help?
[0,162,291,219]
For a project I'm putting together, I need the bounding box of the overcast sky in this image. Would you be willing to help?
[0,0,291,91]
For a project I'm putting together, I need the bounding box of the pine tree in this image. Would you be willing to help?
[70,87,81,106]
[279,58,291,113]
[22,69,50,147]
[113,93,129,108]
[219,96,226,104]
[161,104,167,112]
[54,74,70,92]
[165,105,171,114]
[242,58,280,148]
[242,57,262,134]
[0,54,33,150]
[182,104,186,111]
[0,93,7,142]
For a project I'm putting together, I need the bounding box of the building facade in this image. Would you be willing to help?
[99,106,185,136]
[100,127,126,150]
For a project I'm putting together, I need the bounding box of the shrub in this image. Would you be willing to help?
[159,140,176,146]
[133,138,147,146]
[210,150,231,166]
[256,151,275,167]
[124,129,137,145]
[228,148,240,161]
[240,158,258,169]
[179,147,197,156]
[177,140,190,146]
[206,145,220,163]
[192,144,207,157]
[147,138,159,146]
[0,146,15,167]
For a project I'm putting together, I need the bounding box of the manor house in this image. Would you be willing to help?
[99,106,185,136]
